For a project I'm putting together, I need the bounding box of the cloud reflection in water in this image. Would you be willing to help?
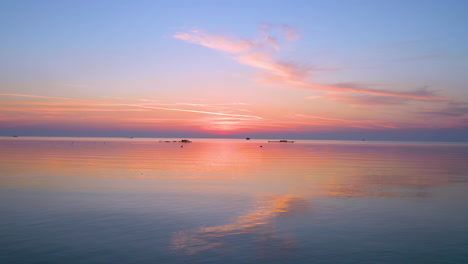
[171,195,308,256]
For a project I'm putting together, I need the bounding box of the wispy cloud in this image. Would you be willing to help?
[0,93,262,131]
[127,103,262,119]
[137,100,251,113]
[307,94,404,106]
[173,30,255,53]
[0,93,97,102]
[3,92,463,133]
[419,101,468,117]
[306,91,436,107]
[0,107,145,113]
[174,26,447,102]
[289,114,399,129]
[325,83,446,101]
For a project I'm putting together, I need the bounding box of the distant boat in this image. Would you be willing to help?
[180,139,192,143]
[268,140,294,143]
[246,137,250,140]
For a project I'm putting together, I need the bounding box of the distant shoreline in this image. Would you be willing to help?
[1,136,467,145]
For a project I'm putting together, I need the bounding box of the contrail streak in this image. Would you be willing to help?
[0,93,263,120]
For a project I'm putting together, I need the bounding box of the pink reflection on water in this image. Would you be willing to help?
[171,195,308,256]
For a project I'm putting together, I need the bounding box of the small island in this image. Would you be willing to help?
[268,140,295,143]
[159,139,192,143]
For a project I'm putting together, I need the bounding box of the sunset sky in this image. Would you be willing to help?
[1,0,467,141]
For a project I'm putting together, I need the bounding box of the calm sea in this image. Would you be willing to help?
[1,137,468,264]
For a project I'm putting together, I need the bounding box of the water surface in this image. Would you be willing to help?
[1,137,467,263]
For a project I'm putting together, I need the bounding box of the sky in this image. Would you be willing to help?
[1,0,467,141]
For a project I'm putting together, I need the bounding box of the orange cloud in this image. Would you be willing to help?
[0,94,265,133]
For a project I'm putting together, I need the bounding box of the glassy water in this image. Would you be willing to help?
[1,137,467,264]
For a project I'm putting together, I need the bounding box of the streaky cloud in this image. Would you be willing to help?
[291,114,399,129]
[0,93,98,102]
[173,30,255,53]
[307,93,406,106]
[0,93,262,120]
[419,101,468,117]
[126,104,262,120]
[173,26,448,102]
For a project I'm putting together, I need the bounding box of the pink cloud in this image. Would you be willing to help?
[322,83,446,101]
[419,101,468,117]
[307,92,431,107]
[130,104,262,119]
[173,26,448,102]
[237,52,310,81]
[290,114,399,129]
[0,94,262,124]
[331,94,405,106]
[0,93,97,102]
[173,30,254,54]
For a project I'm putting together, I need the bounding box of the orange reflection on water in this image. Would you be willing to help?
[1,138,467,257]
[171,194,308,255]
[0,138,463,195]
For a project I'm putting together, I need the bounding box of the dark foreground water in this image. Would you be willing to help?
[1,137,468,264]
